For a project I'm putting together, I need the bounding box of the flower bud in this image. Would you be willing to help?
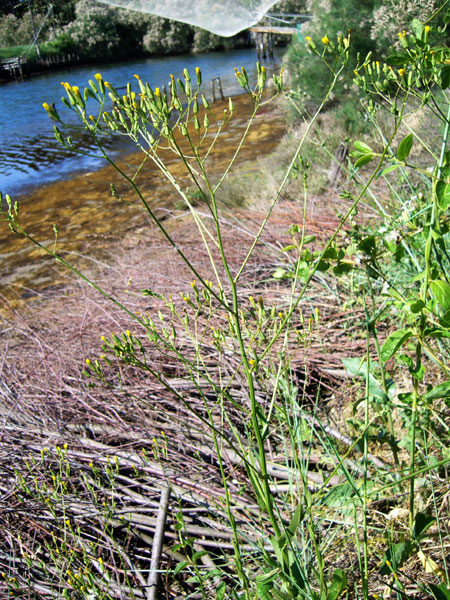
[195,66,202,87]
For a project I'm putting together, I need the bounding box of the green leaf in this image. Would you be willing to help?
[342,357,366,377]
[436,180,450,209]
[396,354,424,380]
[439,309,450,327]
[409,299,425,313]
[397,134,413,161]
[216,582,226,600]
[256,568,279,598]
[326,569,348,600]
[430,280,450,310]
[425,327,450,338]
[380,329,413,362]
[411,18,425,39]
[380,164,401,177]
[354,141,373,154]
[281,244,297,252]
[172,560,189,575]
[358,235,376,256]
[287,503,305,536]
[379,541,414,575]
[386,288,404,301]
[439,65,450,90]
[386,51,410,66]
[354,153,374,168]
[429,583,450,600]
[273,267,288,280]
[302,234,316,244]
[412,512,436,541]
[333,261,353,275]
[425,380,450,401]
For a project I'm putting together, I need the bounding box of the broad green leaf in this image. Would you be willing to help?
[273,267,288,280]
[436,180,450,209]
[439,65,450,90]
[333,261,353,275]
[322,246,338,259]
[172,560,190,575]
[380,164,401,177]
[386,288,404,301]
[396,134,413,161]
[287,503,305,536]
[353,140,373,154]
[411,18,425,39]
[380,329,413,362]
[281,244,297,252]
[409,299,425,313]
[358,235,376,255]
[326,569,348,600]
[430,280,450,310]
[425,328,450,338]
[439,309,450,327]
[429,583,450,600]
[425,380,450,401]
[342,357,366,377]
[302,234,316,244]
[354,153,374,168]
[216,582,226,600]
[379,541,413,574]
[386,51,410,66]
[272,588,293,600]
[412,512,436,540]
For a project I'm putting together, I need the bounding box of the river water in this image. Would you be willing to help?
[0,47,281,198]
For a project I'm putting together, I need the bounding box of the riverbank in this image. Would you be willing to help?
[0,91,287,308]
[0,47,282,197]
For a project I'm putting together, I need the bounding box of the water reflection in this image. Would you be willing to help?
[0,48,281,197]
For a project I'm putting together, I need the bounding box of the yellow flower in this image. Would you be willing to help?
[305,36,311,42]
[94,73,102,81]
[42,102,50,111]
[424,25,430,33]
[72,86,81,97]
[321,35,330,46]
[399,68,406,77]
[85,358,91,365]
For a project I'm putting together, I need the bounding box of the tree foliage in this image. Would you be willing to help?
[0,0,306,60]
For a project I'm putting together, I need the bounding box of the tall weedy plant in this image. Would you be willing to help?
[2,13,450,600]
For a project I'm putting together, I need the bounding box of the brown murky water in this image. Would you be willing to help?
[0,93,286,309]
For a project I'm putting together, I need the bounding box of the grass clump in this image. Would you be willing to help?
[1,8,450,600]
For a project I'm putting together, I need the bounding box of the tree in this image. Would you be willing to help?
[285,0,380,104]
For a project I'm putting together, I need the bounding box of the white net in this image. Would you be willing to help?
[95,0,279,36]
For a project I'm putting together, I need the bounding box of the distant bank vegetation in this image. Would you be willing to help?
[0,0,306,61]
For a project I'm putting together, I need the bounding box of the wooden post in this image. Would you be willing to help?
[210,78,224,102]
[216,77,224,101]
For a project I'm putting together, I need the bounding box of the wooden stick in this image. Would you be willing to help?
[148,485,171,600]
